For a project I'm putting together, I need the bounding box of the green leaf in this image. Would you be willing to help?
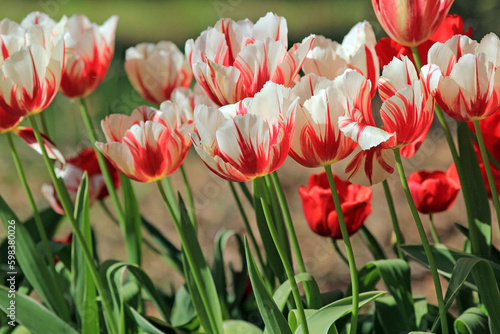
[142,216,183,274]
[102,261,171,323]
[170,285,199,331]
[72,173,99,334]
[178,196,224,334]
[213,230,246,319]
[0,286,78,334]
[457,122,491,258]
[253,183,284,286]
[245,238,292,334]
[288,310,320,333]
[129,307,182,334]
[0,195,70,321]
[400,244,500,284]
[121,176,143,265]
[273,273,321,312]
[223,320,263,334]
[294,291,386,334]
[454,308,490,334]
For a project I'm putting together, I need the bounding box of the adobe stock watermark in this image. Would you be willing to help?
[37,0,71,17]
[213,0,244,18]
[6,219,17,327]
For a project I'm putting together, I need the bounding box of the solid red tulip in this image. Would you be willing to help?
[408,165,460,214]
[299,171,372,239]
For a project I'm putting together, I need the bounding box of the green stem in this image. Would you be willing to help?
[411,46,423,72]
[382,180,405,260]
[29,116,118,334]
[38,112,49,137]
[393,149,448,334]
[229,182,265,270]
[156,180,221,334]
[428,214,441,244]
[78,98,124,223]
[474,120,500,232]
[323,165,359,334]
[163,177,180,219]
[255,177,309,334]
[331,238,349,267]
[6,132,56,270]
[179,165,197,229]
[270,172,312,304]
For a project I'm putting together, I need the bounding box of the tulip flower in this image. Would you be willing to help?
[339,56,439,185]
[371,0,454,47]
[376,14,472,69]
[0,20,65,117]
[125,41,192,104]
[299,171,372,239]
[0,107,22,134]
[191,81,297,182]
[96,103,193,183]
[288,72,357,168]
[60,15,118,98]
[429,34,500,122]
[42,148,120,214]
[408,165,460,214]
[185,12,314,106]
[302,21,379,96]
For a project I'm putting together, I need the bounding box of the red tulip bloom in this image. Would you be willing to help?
[186,12,314,106]
[372,0,454,47]
[42,148,120,214]
[299,171,372,239]
[60,15,118,98]
[408,165,460,214]
[376,14,473,69]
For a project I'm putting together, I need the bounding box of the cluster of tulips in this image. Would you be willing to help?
[1,0,500,333]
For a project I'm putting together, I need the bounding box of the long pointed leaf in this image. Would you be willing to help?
[121,176,143,265]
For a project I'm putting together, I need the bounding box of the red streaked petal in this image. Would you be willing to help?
[15,126,65,163]
[345,146,395,186]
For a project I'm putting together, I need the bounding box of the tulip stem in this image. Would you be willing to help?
[323,165,359,334]
[255,177,310,334]
[180,165,197,230]
[473,120,500,232]
[359,225,387,260]
[156,180,222,334]
[239,182,254,208]
[393,149,448,334]
[229,182,266,272]
[411,46,423,72]
[38,112,50,137]
[270,171,313,306]
[428,214,441,244]
[6,132,56,271]
[79,97,144,265]
[29,116,118,334]
[163,177,180,219]
[382,180,405,260]
[78,98,125,223]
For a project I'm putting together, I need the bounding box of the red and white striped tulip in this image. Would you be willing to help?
[191,81,297,182]
[338,58,437,185]
[288,72,357,167]
[125,41,192,104]
[96,103,194,183]
[60,15,118,98]
[302,21,379,96]
[185,12,314,106]
[372,0,454,47]
[0,21,65,117]
[429,34,500,122]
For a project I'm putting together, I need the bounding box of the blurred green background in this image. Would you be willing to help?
[0,0,499,294]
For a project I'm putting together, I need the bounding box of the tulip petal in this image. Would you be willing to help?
[345,147,395,186]
[15,126,65,163]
